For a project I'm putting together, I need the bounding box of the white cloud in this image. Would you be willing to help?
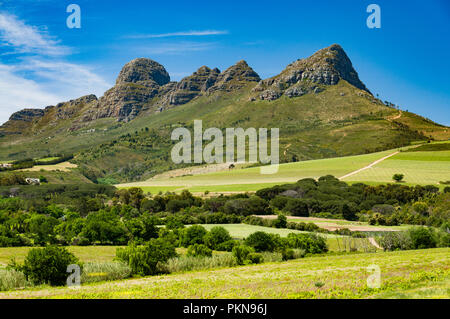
[0,63,60,123]
[0,12,110,124]
[0,12,70,56]
[126,30,228,39]
[0,60,111,124]
[139,41,217,55]
[16,58,110,96]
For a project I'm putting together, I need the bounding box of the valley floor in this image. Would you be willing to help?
[0,248,448,299]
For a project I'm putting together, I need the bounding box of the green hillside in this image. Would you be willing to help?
[0,45,448,184]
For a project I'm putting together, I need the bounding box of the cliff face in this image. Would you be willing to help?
[0,44,370,133]
[252,44,370,101]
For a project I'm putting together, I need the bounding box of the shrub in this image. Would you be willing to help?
[11,246,81,286]
[0,268,30,291]
[116,238,177,276]
[273,214,287,228]
[412,202,428,215]
[284,198,309,217]
[270,196,289,210]
[246,253,263,264]
[232,245,254,265]
[282,248,295,261]
[285,233,328,254]
[164,254,237,273]
[244,232,278,252]
[203,226,232,249]
[81,262,131,283]
[444,187,450,193]
[216,240,239,252]
[408,227,437,249]
[393,174,404,182]
[187,244,212,257]
[377,231,413,251]
[180,225,207,247]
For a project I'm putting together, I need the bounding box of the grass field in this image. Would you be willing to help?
[343,150,450,185]
[1,248,447,299]
[117,149,397,192]
[198,224,341,239]
[0,246,120,266]
[118,142,450,193]
[259,216,410,232]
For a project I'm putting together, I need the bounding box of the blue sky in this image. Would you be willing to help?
[0,0,448,125]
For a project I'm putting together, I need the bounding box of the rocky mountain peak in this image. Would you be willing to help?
[253,44,370,100]
[9,109,45,122]
[209,60,261,92]
[115,58,170,86]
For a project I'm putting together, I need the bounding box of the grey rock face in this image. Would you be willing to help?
[96,58,170,121]
[252,44,370,101]
[209,60,261,92]
[116,58,170,86]
[9,109,44,122]
[168,66,220,105]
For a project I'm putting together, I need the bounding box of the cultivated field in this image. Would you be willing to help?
[117,142,450,194]
[1,248,447,299]
[198,224,341,239]
[117,149,397,192]
[256,216,410,232]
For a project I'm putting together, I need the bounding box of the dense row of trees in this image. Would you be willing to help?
[0,176,448,247]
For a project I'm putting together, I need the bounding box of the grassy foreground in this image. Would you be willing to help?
[0,248,447,299]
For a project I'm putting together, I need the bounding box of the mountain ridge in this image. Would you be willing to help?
[1,44,372,129]
[0,44,448,183]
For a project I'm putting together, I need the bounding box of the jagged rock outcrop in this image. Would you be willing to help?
[93,58,170,122]
[47,95,98,120]
[209,60,261,92]
[253,44,370,101]
[168,66,220,105]
[165,61,260,105]
[9,109,45,122]
[0,45,375,133]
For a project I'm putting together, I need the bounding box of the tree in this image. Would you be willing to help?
[244,232,278,252]
[116,239,177,276]
[180,225,207,247]
[284,198,309,217]
[342,203,357,221]
[203,226,232,249]
[392,174,404,183]
[13,246,80,286]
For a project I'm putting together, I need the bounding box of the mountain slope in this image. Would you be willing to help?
[0,44,448,183]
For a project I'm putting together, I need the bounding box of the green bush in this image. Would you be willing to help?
[116,238,177,276]
[285,233,328,254]
[187,244,212,257]
[0,268,30,291]
[232,245,255,265]
[244,232,278,252]
[246,253,263,264]
[273,214,287,228]
[11,246,81,286]
[180,225,207,247]
[408,227,437,249]
[216,240,239,252]
[284,198,309,217]
[164,254,237,273]
[203,226,232,249]
[377,232,413,251]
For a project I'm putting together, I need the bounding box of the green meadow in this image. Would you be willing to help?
[1,248,447,299]
[118,142,450,193]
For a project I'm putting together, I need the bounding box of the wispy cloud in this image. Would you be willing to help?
[0,12,110,124]
[0,12,70,56]
[136,41,217,55]
[126,30,228,39]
